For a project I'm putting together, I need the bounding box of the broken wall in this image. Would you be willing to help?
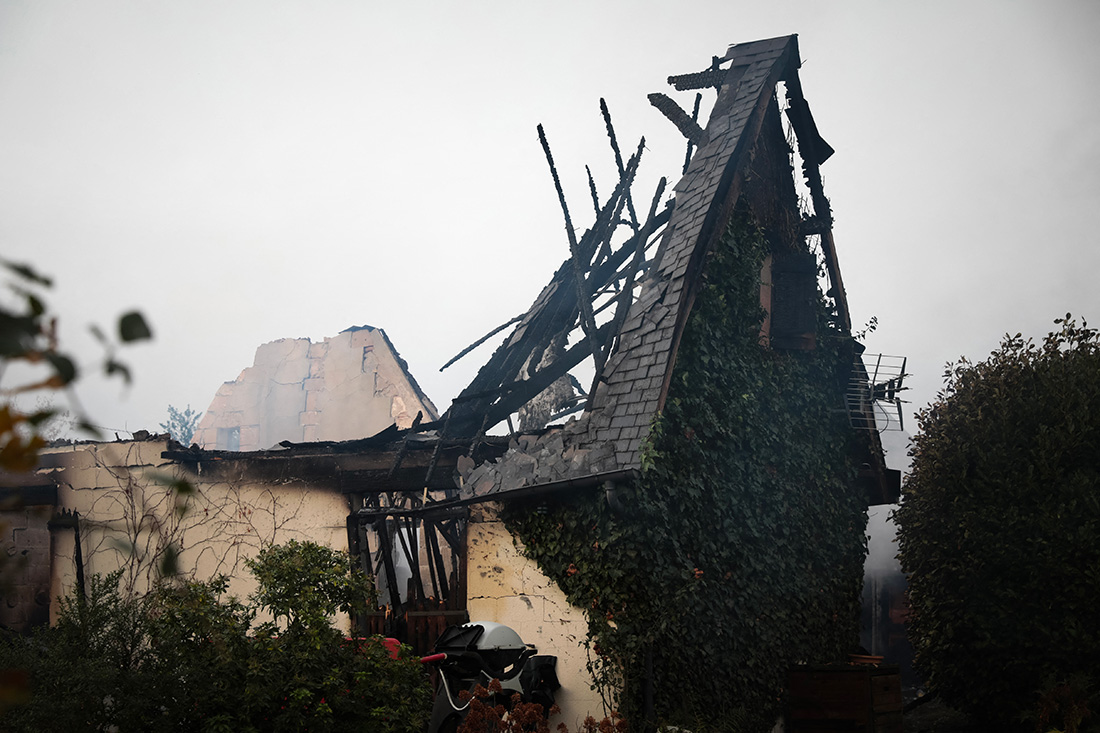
[0,505,53,632]
[39,440,351,627]
[192,326,438,451]
[466,504,604,727]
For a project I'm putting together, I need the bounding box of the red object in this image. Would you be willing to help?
[382,637,401,660]
[419,653,447,665]
[344,636,403,660]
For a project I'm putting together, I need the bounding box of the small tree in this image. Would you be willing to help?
[159,403,202,445]
[895,316,1100,730]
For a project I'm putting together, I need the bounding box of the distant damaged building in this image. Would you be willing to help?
[191,325,438,450]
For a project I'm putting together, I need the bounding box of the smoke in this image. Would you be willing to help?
[865,429,912,575]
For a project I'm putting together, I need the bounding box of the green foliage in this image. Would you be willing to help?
[0,542,430,732]
[0,257,153,710]
[0,257,152,466]
[0,571,161,729]
[895,317,1100,731]
[505,214,867,731]
[246,538,376,630]
[160,403,203,445]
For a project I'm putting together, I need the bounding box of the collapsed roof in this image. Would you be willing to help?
[168,34,898,510]
[423,34,895,503]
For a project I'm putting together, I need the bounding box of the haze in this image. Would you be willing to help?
[1,1,1097,439]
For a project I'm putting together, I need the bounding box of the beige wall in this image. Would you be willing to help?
[39,440,351,626]
[466,504,606,729]
[192,326,438,451]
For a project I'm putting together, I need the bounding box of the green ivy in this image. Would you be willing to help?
[505,212,868,731]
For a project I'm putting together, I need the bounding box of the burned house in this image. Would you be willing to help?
[181,33,899,724]
[0,326,437,631]
[5,34,904,728]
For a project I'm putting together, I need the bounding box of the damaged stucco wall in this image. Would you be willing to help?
[0,504,53,632]
[191,326,438,451]
[466,503,604,727]
[39,440,351,627]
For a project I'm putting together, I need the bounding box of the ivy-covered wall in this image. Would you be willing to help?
[504,208,869,731]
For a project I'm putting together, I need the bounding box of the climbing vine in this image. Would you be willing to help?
[505,211,869,731]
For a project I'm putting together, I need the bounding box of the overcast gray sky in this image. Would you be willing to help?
[2,0,1098,439]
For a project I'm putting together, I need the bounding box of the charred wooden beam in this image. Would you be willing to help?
[648,93,708,147]
[426,521,449,600]
[600,98,639,232]
[540,122,608,380]
[784,95,834,166]
[163,442,506,493]
[356,469,640,519]
[442,144,664,437]
[585,165,600,216]
[374,518,402,610]
[800,215,830,236]
[684,92,702,175]
[667,63,726,91]
[439,314,523,372]
[396,515,425,601]
[783,72,850,332]
[599,176,667,374]
[422,409,453,485]
[482,322,614,429]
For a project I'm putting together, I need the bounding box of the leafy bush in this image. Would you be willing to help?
[895,317,1100,731]
[246,538,376,630]
[0,571,161,729]
[0,541,431,732]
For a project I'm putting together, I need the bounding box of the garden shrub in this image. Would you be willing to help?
[895,317,1100,731]
[0,540,431,732]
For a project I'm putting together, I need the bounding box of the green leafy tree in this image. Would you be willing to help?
[246,538,375,631]
[160,403,202,445]
[895,316,1100,731]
